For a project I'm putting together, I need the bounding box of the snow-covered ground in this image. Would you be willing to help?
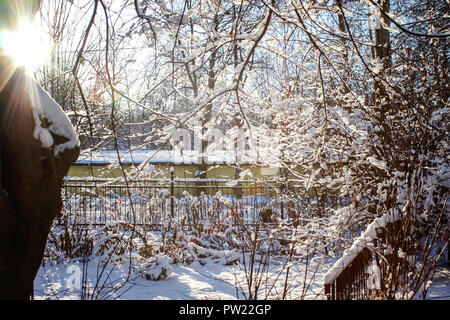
[35,260,245,300]
[34,254,329,300]
[33,257,449,300]
[425,267,450,300]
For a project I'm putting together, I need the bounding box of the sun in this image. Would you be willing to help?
[1,19,51,72]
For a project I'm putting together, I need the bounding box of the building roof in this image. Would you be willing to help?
[75,149,281,166]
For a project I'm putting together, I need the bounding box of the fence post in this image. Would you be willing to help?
[447,245,449,267]
[170,167,174,218]
[280,179,285,220]
[324,283,331,300]
[285,180,289,220]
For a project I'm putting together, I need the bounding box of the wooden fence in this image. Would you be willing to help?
[324,218,403,300]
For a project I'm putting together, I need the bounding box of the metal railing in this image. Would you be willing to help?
[60,175,349,230]
[60,174,337,230]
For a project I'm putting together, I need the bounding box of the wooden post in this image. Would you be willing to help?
[324,283,331,300]
[447,246,449,267]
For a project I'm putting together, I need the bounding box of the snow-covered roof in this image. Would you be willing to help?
[75,149,281,166]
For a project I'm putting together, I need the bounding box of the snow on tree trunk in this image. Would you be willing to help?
[0,57,79,299]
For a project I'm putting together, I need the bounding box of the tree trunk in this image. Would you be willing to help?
[0,59,79,299]
[374,0,392,119]
[196,15,219,195]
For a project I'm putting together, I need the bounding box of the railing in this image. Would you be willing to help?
[324,215,403,300]
[61,176,345,230]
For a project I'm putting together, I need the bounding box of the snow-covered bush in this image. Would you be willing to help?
[142,254,174,281]
[46,214,93,262]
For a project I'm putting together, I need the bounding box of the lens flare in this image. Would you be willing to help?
[2,19,51,72]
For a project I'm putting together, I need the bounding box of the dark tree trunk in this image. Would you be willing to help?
[374,0,392,121]
[0,58,79,299]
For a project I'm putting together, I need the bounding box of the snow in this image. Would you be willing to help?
[437,172,450,189]
[75,149,281,166]
[426,268,450,300]
[367,156,388,170]
[323,211,402,284]
[367,261,381,290]
[28,77,80,156]
[130,263,239,300]
[143,255,174,281]
[34,257,329,300]
[33,255,450,300]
